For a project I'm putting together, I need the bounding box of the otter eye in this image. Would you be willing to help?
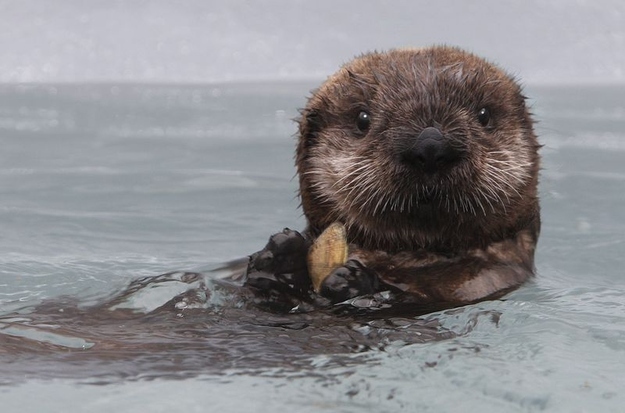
[356,111,371,132]
[477,107,491,127]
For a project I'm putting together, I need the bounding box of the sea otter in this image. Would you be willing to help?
[243,46,540,313]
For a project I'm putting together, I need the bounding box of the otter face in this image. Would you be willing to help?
[297,47,540,252]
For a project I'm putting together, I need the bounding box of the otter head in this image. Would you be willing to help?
[297,46,540,252]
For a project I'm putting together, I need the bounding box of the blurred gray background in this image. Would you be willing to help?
[1,0,623,84]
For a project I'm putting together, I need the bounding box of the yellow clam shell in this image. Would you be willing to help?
[307,222,348,292]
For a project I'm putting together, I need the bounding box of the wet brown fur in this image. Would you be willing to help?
[296,46,540,305]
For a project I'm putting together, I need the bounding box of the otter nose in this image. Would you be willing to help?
[401,127,460,174]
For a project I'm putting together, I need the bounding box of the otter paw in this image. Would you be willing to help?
[245,228,311,295]
[318,259,380,303]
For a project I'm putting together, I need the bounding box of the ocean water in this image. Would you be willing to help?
[0,82,624,412]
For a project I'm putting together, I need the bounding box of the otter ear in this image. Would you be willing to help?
[296,107,323,166]
[298,107,322,142]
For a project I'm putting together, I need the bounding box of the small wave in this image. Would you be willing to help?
[0,270,467,384]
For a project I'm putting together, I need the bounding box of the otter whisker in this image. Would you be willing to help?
[332,159,371,189]
[484,164,523,198]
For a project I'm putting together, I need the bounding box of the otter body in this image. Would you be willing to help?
[245,46,540,312]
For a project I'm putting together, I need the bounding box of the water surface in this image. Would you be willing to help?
[1,83,624,412]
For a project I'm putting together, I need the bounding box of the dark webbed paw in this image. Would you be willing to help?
[245,229,312,297]
[318,259,381,303]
